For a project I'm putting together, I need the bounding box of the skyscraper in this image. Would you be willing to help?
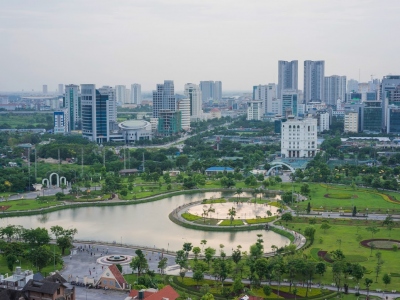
[184,83,203,119]
[64,84,81,131]
[131,84,142,105]
[303,60,325,103]
[282,90,298,117]
[214,81,222,102]
[200,81,222,102]
[380,75,400,130]
[43,85,48,94]
[347,79,359,93]
[247,101,263,120]
[278,60,298,98]
[253,84,277,115]
[81,84,111,143]
[324,75,346,106]
[152,80,176,118]
[98,86,116,123]
[58,84,64,95]
[115,85,126,104]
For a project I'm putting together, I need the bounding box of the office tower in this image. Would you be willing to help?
[200,81,222,102]
[58,84,64,95]
[184,83,203,119]
[54,110,68,134]
[64,84,81,131]
[131,84,142,105]
[200,81,214,102]
[253,84,277,115]
[98,86,116,123]
[214,81,222,102]
[387,105,400,133]
[157,110,182,136]
[278,60,298,98]
[324,75,346,106]
[282,90,298,117]
[347,79,359,93]
[43,85,48,94]
[281,117,318,158]
[247,101,263,120]
[178,98,190,130]
[303,60,325,103]
[125,89,131,104]
[380,76,400,131]
[81,84,111,143]
[363,101,382,133]
[115,85,126,104]
[152,80,176,118]
[271,98,282,115]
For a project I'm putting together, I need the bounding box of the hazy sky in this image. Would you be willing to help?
[1,0,399,92]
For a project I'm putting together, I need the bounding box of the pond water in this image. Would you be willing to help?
[1,192,289,254]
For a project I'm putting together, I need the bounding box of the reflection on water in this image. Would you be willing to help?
[1,192,288,254]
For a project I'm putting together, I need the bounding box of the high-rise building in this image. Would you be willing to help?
[115,85,126,104]
[303,60,325,103]
[278,60,298,98]
[184,83,203,120]
[214,81,222,102]
[363,101,382,133]
[125,89,131,105]
[64,84,81,131]
[387,105,400,134]
[54,110,68,134]
[344,111,359,133]
[152,80,176,118]
[347,79,359,93]
[200,81,222,102]
[177,98,190,130]
[98,86,116,123]
[271,98,282,116]
[281,117,318,158]
[131,84,142,105]
[157,110,181,136]
[380,75,400,131]
[81,84,112,143]
[324,75,346,106]
[282,90,298,117]
[58,84,64,95]
[253,84,277,115]
[43,85,48,94]
[247,101,263,120]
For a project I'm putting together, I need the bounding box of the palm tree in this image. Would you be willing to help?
[228,207,236,225]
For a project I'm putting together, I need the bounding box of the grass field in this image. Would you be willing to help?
[0,198,60,211]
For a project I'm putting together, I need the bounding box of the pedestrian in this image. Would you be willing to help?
[70,255,72,260]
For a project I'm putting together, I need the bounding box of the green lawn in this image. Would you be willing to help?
[219,220,244,226]
[284,220,400,290]
[0,198,60,211]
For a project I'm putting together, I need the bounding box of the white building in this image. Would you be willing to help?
[64,84,80,131]
[271,98,282,115]
[184,83,203,120]
[98,86,117,123]
[115,85,126,104]
[125,89,131,104]
[344,111,359,133]
[131,83,142,104]
[214,81,222,102]
[43,85,48,94]
[200,81,222,102]
[118,120,152,142]
[58,84,64,95]
[304,60,325,103]
[253,84,277,115]
[324,75,346,106]
[247,101,263,120]
[317,112,330,132]
[178,98,191,130]
[281,117,318,158]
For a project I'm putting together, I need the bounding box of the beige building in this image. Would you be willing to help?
[344,111,359,133]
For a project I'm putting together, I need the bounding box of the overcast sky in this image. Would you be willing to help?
[1,0,399,92]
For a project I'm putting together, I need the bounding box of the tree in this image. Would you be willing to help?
[55,192,65,201]
[193,269,204,288]
[366,225,380,238]
[320,222,331,234]
[304,226,316,242]
[263,285,272,297]
[352,263,365,291]
[382,215,394,235]
[28,245,54,271]
[200,239,207,252]
[281,192,293,204]
[382,273,391,288]
[130,249,148,277]
[204,247,216,268]
[301,183,310,195]
[306,202,311,214]
[1,225,16,241]
[231,247,242,265]
[192,247,201,260]
[364,278,373,297]
[281,212,293,225]
[200,293,214,300]
[176,155,189,169]
[158,257,168,275]
[22,228,50,248]
[179,270,186,282]
[60,183,67,194]
[175,250,188,271]
[232,277,244,295]
[6,254,17,271]
[182,242,193,258]
[235,188,243,201]
[352,206,357,217]
[315,262,326,282]
[228,207,236,225]
[56,236,73,255]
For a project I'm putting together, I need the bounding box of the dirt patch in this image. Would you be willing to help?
[0,205,11,211]
[317,250,334,263]
[271,289,302,299]
[361,239,400,250]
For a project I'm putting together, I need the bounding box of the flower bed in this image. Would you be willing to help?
[323,193,353,199]
[360,238,400,250]
[0,205,11,211]
[317,250,334,263]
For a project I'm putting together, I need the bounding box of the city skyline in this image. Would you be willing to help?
[1,0,400,92]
